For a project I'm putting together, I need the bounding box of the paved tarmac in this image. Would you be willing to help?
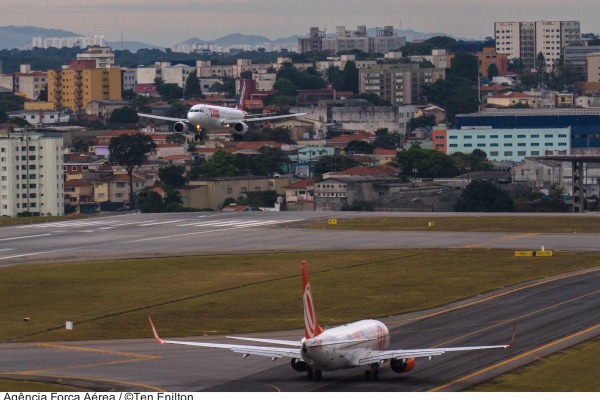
[1,212,599,391]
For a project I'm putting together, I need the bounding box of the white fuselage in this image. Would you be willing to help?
[187,104,247,130]
[301,319,390,371]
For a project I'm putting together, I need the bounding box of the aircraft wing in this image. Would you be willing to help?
[222,112,307,125]
[226,336,302,347]
[137,113,189,123]
[357,323,516,366]
[149,317,301,359]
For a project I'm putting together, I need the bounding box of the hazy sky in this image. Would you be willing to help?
[3,0,599,47]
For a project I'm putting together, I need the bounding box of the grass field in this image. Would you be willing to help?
[471,335,600,391]
[0,379,78,392]
[1,249,599,343]
[302,216,600,233]
[0,214,89,227]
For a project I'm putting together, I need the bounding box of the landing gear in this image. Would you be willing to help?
[307,368,322,381]
[365,363,380,381]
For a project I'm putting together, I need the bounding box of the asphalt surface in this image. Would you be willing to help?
[1,211,600,391]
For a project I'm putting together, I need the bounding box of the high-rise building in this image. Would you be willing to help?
[0,131,64,217]
[359,63,445,106]
[494,21,581,71]
[48,60,122,112]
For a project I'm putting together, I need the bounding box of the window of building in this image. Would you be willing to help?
[504,151,513,156]
[490,151,499,156]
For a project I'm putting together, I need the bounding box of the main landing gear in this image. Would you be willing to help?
[365,363,380,381]
[307,367,322,381]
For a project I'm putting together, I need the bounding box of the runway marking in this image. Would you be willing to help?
[458,233,538,249]
[385,267,600,326]
[428,322,600,392]
[2,372,166,392]
[127,219,305,243]
[432,287,600,348]
[0,233,51,242]
[5,343,161,375]
[138,220,186,226]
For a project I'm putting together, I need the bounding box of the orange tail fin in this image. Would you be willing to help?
[302,261,324,339]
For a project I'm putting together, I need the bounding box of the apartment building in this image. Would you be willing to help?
[0,131,64,217]
[299,25,405,55]
[76,46,115,68]
[359,63,445,106]
[494,21,581,71]
[0,65,47,100]
[47,60,122,112]
[587,52,600,83]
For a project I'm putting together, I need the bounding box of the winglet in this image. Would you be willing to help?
[302,261,324,339]
[505,322,517,349]
[148,316,165,344]
[236,81,247,111]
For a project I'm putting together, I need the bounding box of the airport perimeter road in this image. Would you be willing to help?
[1,211,600,267]
[1,267,599,391]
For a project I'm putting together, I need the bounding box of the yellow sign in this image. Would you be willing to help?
[534,251,553,257]
[515,251,533,257]
[328,218,337,225]
[428,221,436,227]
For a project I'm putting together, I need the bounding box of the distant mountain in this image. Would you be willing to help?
[0,25,79,49]
[106,40,165,52]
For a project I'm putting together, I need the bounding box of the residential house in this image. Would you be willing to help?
[64,179,95,212]
[94,172,153,205]
[486,91,538,108]
[284,179,315,211]
[313,175,401,211]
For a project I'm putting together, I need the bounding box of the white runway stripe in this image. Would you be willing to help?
[138,220,186,226]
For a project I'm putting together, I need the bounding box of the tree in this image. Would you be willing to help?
[109,106,138,124]
[454,180,514,212]
[487,63,499,80]
[373,128,400,150]
[449,52,478,81]
[409,115,436,130]
[341,61,359,93]
[396,146,458,179]
[189,150,239,178]
[346,140,374,154]
[183,70,203,99]
[166,132,186,145]
[158,165,187,188]
[137,191,164,213]
[109,133,157,209]
[313,155,361,179]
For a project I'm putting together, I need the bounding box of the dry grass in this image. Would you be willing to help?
[2,249,599,342]
[470,335,600,391]
[301,216,600,233]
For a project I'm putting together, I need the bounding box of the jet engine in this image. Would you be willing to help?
[232,121,249,135]
[390,358,416,373]
[173,121,189,134]
[291,358,308,372]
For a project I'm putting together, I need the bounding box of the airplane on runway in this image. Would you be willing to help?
[137,81,306,139]
[149,261,516,381]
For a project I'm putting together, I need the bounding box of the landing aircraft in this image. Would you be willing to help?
[149,261,515,381]
[137,82,306,138]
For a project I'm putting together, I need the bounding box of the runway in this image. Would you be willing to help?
[1,211,600,391]
[1,211,599,267]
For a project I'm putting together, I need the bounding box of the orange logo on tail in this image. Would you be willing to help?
[302,261,323,339]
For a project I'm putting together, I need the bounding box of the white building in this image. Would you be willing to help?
[76,46,116,68]
[33,35,105,49]
[0,132,64,217]
[494,21,581,71]
[161,64,196,88]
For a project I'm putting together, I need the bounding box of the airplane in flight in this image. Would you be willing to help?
[137,82,306,139]
[149,261,516,382]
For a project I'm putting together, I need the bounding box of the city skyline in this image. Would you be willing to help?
[2,0,599,47]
